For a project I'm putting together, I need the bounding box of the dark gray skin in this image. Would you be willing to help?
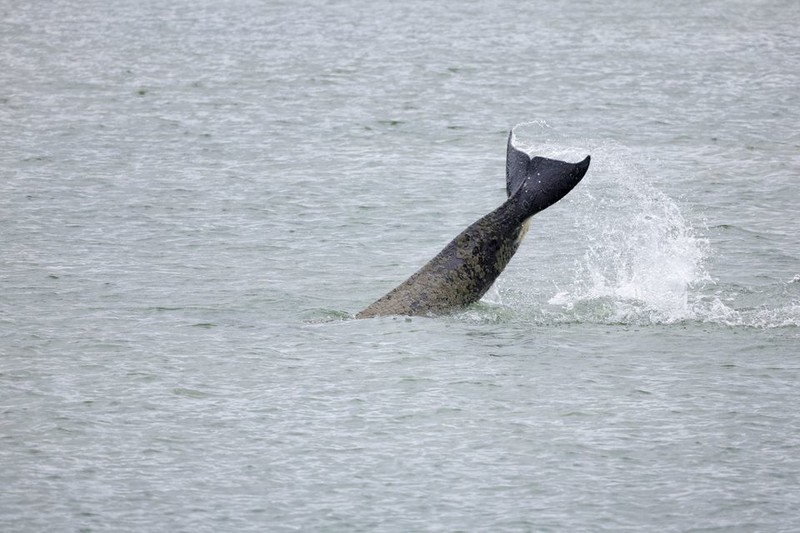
[356,132,590,318]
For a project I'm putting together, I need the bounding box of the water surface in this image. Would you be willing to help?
[1,0,799,531]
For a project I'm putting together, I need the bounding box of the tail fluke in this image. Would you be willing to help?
[505,129,590,216]
[506,131,530,197]
[523,154,590,215]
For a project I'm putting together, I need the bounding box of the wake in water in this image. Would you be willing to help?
[481,122,799,329]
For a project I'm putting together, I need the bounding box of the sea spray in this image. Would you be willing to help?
[556,148,712,323]
[509,123,713,325]
[497,127,799,329]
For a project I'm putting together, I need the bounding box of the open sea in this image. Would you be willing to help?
[1,0,799,531]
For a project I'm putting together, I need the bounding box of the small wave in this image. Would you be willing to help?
[301,308,353,323]
[689,297,800,329]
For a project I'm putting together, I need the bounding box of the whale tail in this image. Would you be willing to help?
[356,130,591,318]
[505,130,590,216]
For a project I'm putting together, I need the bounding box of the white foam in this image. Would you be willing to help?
[561,169,712,324]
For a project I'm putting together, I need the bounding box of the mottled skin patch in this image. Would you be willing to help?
[356,132,590,318]
[357,201,526,318]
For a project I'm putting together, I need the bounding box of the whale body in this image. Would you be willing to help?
[356,131,590,318]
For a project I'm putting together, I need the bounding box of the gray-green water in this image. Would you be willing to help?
[2,0,799,531]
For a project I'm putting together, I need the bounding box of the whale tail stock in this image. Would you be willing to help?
[505,131,590,217]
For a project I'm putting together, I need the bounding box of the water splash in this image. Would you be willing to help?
[509,123,708,324]
[554,148,712,324]
[503,123,798,329]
